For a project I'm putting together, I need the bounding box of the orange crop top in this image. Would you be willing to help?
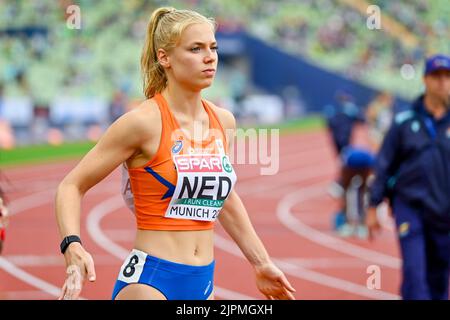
[128,93,237,230]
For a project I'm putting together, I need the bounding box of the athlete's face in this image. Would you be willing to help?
[163,23,218,91]
[424,69,450,107]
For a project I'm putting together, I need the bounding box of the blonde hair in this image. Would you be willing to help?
[141,7,217,99]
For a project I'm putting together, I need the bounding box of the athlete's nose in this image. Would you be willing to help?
[203,49,216,64]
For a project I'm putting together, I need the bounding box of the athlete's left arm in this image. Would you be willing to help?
[210,103,296,300]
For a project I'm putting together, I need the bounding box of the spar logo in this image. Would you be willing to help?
[175,155,223,173]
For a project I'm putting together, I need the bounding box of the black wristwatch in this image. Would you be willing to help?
[60,235,82,254]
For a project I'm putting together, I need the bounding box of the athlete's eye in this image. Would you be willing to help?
[190,47,201,52]
[211,46,219,52]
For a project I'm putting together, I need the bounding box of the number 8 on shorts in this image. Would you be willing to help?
[118,249,146,283]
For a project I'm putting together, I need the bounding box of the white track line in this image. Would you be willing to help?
[0,256,60,298]
[238,151,399,270]
[3,160,78,175]
[238,163,336,196]
[1,133,397,300]
[0,190,64,298]
[2,290,52,299]
[278,257,376,269]
[221,157,401,299]
[8,187,116,216]
[0,185,115,299]
[4,180,62,194]
[6,254,116,267]
[214,233,399,300]
[8,190,56,216]
[276,182,401,269]
[214,287,256,300]
[86,195,257,300]
[235,142,331,181]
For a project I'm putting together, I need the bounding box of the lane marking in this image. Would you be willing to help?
[0,186,116,299]
[238,164,336,196]
[0,256,60,298]
[277,257,377,269]
[214,232,399,300]
[1,131,399,300]
[276,183,401,269]
[0,190,67,299]
[6,254,117,267]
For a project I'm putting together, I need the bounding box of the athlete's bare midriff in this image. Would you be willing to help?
[134,228,214,266]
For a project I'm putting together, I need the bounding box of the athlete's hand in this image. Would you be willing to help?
[254,261,296,300]
[59,242,96,300]
[366,207,381,241]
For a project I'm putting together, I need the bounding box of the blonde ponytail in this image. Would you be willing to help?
[141,7,216,98]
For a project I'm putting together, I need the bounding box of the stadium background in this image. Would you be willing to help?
[0,0,448,299]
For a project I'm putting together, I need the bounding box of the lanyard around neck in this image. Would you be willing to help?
[423,116,437,140]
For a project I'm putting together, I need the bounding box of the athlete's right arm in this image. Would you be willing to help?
[55,103,155,299]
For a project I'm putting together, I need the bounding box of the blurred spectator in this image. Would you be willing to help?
[334,146,375,238]
[0,84,3,111]
[366,92,394,151]
[0,0,447,108]
[109,90,127,123]
[0,0,448,144]
[0,84,15,148]
[323,90,365,155]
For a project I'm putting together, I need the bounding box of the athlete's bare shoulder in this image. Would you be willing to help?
[204,100,236,131]
[113,98,163,165]
[116,98,162,140]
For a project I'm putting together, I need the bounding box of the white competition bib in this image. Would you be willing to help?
[164,139,237,221]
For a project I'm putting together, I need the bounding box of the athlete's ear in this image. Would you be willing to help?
[157,49,170,69]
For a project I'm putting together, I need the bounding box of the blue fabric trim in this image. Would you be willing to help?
[144,166,175,199]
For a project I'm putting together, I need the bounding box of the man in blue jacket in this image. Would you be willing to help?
[367,54,450,300]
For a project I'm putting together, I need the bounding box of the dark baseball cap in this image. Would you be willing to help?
[424,54,450,75]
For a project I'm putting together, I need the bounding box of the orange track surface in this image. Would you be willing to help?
[0,130,401,300]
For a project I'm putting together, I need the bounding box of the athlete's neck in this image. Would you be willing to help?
[162,85,204,119]
[424,94,447,120]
